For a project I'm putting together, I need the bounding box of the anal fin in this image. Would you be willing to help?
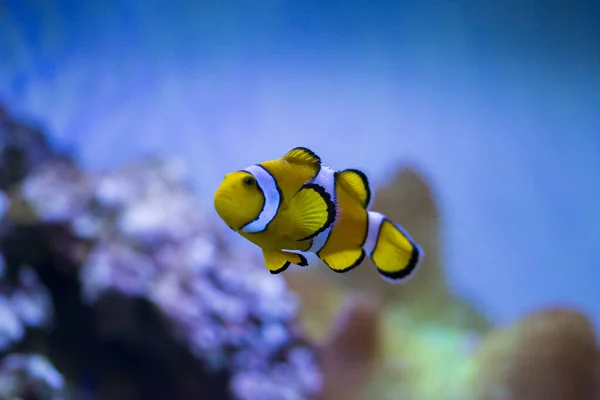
[285,183,336,241]
[319,248,365,273]
[263,250,308,274]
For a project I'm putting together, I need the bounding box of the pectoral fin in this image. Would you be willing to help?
[263,250,308,274]
[318,248,365,273]
[285,183,336,241]
[336,168,371,208]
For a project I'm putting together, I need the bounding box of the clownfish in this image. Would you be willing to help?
[213,147,423,283]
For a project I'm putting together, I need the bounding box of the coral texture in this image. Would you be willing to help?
[2,105,599,400]
[469,308,600,400]
[319,295,381,400]
[0,106,320,400]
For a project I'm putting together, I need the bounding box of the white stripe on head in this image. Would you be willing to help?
[362,211,384,256]
[240,164,281,233]
[308,166,336,253]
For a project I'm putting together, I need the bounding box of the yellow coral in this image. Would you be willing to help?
[366,308,480,400]
[466,308,600,400]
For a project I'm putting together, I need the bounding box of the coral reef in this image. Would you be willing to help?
[0,107,57,191]
[284,165,493,400]
[319,295,381,400]
[0,353,67,400]
[0,106,320,400]
[336,166,490,330]
[467,307,600,400]
[286,165,600,400]
[285,165,491,340]
[2,105,599,400]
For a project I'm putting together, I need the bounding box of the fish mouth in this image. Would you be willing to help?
[215,191,234,203]
[214,194,249,232]
[214,192,233,209]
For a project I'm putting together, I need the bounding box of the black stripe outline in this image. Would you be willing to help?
[269,261,291,274]
[284,147,322,182]
[287,146,322,165]
[375,218,422,281]
[321,248,366,274]
[313,176,338,255]
[239,163,283,233]
[338,168,372,208]
[296,183,336,241]
[297,253,309,267]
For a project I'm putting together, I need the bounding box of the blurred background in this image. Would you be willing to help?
[0,1,599,399]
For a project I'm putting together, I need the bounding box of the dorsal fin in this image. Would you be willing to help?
[283,147,321,166]
[336,168,371,208]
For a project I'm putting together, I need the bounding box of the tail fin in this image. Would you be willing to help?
[362,211,423,284]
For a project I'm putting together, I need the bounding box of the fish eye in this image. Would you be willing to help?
[243,176,256,187]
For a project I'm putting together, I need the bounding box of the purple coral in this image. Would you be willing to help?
[0,294,24,351]
[9,265,54,329]
[0,190,8,220]
[0,107,320,399]
[75,159,321,399]
[0,353,66,400]
[0,253,54,351]
[0,113,56,190]
[20,157,93,223]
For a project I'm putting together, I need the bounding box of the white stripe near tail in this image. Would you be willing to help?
[362,211,424,284]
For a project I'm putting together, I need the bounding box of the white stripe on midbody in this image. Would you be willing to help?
[240,164,281,233]
[307,166,336,253]
[362,211,384,256]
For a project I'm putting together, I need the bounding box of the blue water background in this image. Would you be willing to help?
[1,0,599,327]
